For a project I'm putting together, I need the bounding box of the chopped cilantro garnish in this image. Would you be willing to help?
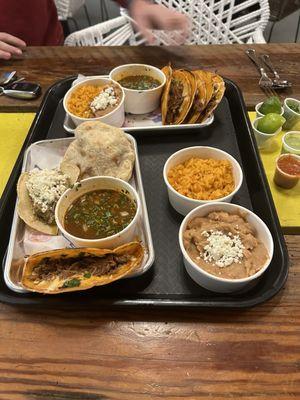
[62,278,81,288]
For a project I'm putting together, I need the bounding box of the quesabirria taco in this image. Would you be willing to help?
[184,70,208,124]
[198,73,225,123]
[21,242,144,294]
[161,65,225,125]
[161,68,196,125]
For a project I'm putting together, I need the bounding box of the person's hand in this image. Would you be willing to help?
[129,0,189,44]
[0,32,26,60]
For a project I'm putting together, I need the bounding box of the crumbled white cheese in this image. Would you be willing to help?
[200,229,244,268]
[26,168,70,223]
[90,86,118,112]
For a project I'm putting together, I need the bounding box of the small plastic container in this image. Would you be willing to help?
[252,117,282,149]
[255,101,284,119]
[281,131,300,155]
[283,98,300,130]
[273,154,300,189]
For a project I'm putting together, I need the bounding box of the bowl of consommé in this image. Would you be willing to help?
[63,77,125,128]
[109,64,166,114]
[163,146,243,216]
[179,202,274,293]
[55,176,141,249]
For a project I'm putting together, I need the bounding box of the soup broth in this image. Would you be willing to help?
[64,189,136,239]
[118,75,161,90]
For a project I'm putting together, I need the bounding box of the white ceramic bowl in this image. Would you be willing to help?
[109,64,166,114]
[163,146,243,216]
[252,117,282,149]
[63,77,125,128]
[255,101,284,118]
[55,176,141,249]
[283,97,300,130]
[179,202,274,293]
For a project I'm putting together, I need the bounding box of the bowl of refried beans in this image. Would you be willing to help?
[179,202,274,293]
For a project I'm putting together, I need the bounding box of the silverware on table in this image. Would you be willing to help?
[0,71,17,86]
[0,79,41,100]
[245,49,291,94]
[260,54,292,88]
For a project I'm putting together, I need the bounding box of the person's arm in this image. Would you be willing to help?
[0,32,26,60]
[117,0,189,43]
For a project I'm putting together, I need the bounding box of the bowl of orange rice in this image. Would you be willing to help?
[163,146,243,215]
[63,77,125,128]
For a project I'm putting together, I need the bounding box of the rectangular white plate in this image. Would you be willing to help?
[63,75,214,134]
[4,136,154,293]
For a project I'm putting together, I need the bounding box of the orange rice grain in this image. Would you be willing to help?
[168,157,235,200]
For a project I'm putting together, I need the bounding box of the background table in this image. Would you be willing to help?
[0,44,299,399]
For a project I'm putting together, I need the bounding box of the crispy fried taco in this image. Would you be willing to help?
[21,242,144,294]
[184,70,207,124]
[161,65,172,81]
[161,69,195,125]
[198,73,225,123]
[161,65,173,124]
[198,70,214,107]
[17,162,80,235]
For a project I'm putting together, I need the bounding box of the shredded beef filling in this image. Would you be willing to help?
[166,79,184,124]
[31,254,131,281]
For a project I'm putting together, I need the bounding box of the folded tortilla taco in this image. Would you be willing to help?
[184,70,207,124]
[198,73,225,123]
[17,162,80,235]
[21,242,144,294]
[161,65,172,81]
[161,65,173,124]
[161,69,195,125]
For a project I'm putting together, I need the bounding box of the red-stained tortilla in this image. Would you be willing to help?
[161,69,196,125]
[21,242,144,294]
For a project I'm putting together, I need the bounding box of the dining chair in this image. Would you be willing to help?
[267,0,300,42]
[64,0,270,46]
[55,0,89,33]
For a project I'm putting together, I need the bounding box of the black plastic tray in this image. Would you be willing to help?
[0,77,289,308]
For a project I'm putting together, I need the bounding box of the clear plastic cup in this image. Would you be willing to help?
[281,131,300,155]
[255,101,284,119]
[252,117,282,149]
[283,98,300,130]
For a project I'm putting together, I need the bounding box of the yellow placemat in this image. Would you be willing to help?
[0,113,299,231]
[0,113,35,196]
[249,111,300,232]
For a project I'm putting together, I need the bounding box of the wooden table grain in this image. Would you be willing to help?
[0,43,299,112]
[0,44,299,399]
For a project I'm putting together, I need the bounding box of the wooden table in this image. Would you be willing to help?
[0,44,299,399]
[0,43,299,112]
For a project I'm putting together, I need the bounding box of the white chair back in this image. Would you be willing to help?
[64,16,143,46]
[138,0,270,44]
[55,0,86,20]
[65,0,270,46]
